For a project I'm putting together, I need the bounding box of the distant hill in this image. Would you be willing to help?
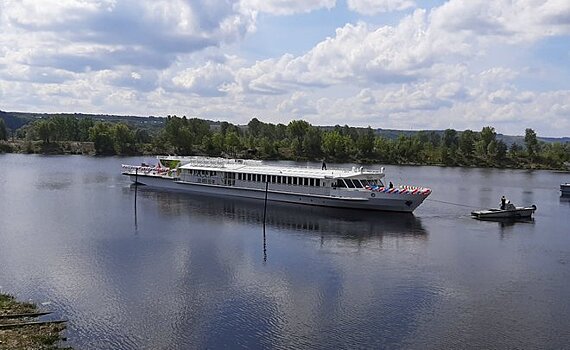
[0,110,167,132]
[0,110,34,130]
[1,110,569,144]
[366,128,569,146]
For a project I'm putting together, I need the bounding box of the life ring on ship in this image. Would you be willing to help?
[371,193,376,197]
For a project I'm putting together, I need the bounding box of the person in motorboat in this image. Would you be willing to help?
[500,195,506,210]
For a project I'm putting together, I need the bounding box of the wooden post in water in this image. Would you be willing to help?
[263,181,269,225]
[134,167,139,207]
[263,181,268,263]
[134,167,138,232]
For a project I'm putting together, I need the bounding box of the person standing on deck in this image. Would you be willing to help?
[322,160,327,170]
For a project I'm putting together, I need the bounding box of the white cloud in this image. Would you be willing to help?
[1,0,570,137]
[357,88,376,104]
[240,0,336,15]
[0,0,256,72]
[430,0,570,44]
[171,61,235,96]
[276,91,317,115]
[347,0,415,15]
[230,10,436,94]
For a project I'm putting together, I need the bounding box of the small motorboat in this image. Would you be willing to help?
[471,203,537,220]
[561,183,570,197]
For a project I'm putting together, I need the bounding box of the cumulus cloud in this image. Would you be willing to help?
[0,0,256,72]
[240,0,336,15]
[430,0,570,43]
[277,91,317,115]
[347,0,415,15]
[230,10,435,94]
[234,0,570,96]
[171,61,235,96]
[1,0,570,136]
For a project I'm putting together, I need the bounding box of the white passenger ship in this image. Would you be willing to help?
[122,156,432,212]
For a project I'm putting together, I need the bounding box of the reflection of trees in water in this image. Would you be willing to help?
[130,186,428,242]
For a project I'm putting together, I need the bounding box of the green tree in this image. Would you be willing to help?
[259,137,277,159]
[495,139,508,164]
[322,130,350,161]
[508,142,523,164]
[0,118,7,141]
[442,129,458,148]
[441,146,455,166]
[525,128,539,162]
[356,127,376,159]
[458,129,476,161]
[135,129,151,144]
[287,120,310,158]
[394,135,423,163]
[78,118,95,141]
[474,126,497,165]
[480,126,496,149]
[89,122,115,155]
[247,118,263,138]
[441,129,459,165]
[36,120,56,144]
[374,136,395,163]
[112,123,135,155]
[187,118,211,146]
[302,126,322,159]
[225,131,241,157]
[541,142,569,168]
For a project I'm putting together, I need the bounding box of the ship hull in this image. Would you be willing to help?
[126,173,427,213]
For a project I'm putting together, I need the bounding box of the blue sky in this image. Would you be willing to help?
[1,0,569,137]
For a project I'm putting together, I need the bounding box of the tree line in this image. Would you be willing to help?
[1,114,569,169]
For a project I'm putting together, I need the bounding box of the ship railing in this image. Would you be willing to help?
[121,164,171,176]
[181,157,263,169]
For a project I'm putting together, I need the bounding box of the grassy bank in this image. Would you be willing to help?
[0,140,97,155]
[0,140,96,155]
[0,293,70,350]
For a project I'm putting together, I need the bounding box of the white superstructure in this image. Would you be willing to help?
[122,156,431,212]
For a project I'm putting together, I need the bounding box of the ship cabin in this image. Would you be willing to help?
[173,158,385,196]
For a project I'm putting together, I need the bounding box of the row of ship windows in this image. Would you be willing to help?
[188,170,217,176]
[182,169,384,188]
[183,169,381,189]
[238,173,322,187]
[185,169,322,187]
[333,179,383,189]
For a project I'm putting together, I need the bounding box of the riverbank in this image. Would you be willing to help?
[0,293,70,349]
[1,139,568,171]
[0,140,95,155]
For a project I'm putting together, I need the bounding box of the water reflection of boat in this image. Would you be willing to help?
[131,186,427,240]
[478,217,535,226]
[561,183,570,197]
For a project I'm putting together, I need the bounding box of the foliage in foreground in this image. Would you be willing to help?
[0,293,71,350]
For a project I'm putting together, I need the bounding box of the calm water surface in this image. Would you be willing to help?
[0,154,569,349]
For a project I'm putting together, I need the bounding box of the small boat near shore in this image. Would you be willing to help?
[122,156,432,213]
[471,203,537,220]
[561,183,570,196]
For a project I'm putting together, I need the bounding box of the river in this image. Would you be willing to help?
[0,154,569,349]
